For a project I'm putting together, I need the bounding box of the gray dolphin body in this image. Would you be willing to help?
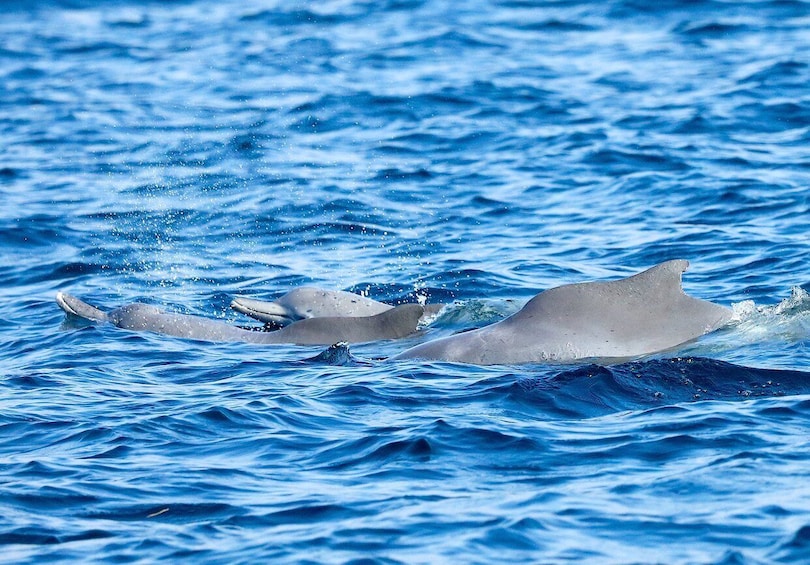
[231,287,443,327]
[56,292,423,345]
[230,287,393,326]
[391,259,733,365]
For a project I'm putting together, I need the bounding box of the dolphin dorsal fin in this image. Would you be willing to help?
[621,259,689,296]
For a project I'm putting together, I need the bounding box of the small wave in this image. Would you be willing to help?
[733,102,810,132]
[0,527,112,546]
[770,524,810,563]
[513,357,810,418]
[586,148,689,174]
[674,21,750,38]
[239,8,348,27]
[82,502,238,523]
[740,60,807,86]
[519,19,597,32]
[314,435,434,472]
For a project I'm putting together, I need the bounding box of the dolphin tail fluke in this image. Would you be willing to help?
[56,292,109,323]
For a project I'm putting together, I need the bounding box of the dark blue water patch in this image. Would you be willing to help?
[0,527,113,546]
[4,373,62,389]
[338,283,456,307]
[669,113,722,135]
[510,358,810,419]
[595,72,656,95]
[228,131,281,159]
[0,214,72,248]
[0,461,76,485]
[373,132,450,154]
[518,19,597,32]
[239,7,351,27]
[741,60,808,87]
[0,419,76,452]
[82,502,240,524]
[387,29,507,60]
[54,39,135,58]
[419,420,548,474]
[468,80,557,107]
[372,167,434,182]
[730,101,810,134]
[609,0,789,19]
[412,268,517,299]
[770,524,810,563]
[320,435,435,472]
[585,147,690,175]
[673,20,751,38]
[15,485,98,515]
[82,445,133,459]
[1,0,187,9]
[0,166,20,180]
[286,37,335,59]
[286,109,352,136]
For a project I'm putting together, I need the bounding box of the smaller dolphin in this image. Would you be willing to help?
[231,287,443,327]
[56,292,423,345]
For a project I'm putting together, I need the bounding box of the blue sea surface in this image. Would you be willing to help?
[1,0,809,562]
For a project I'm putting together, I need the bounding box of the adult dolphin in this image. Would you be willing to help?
[391,259,733,365]
[56,292,423,345]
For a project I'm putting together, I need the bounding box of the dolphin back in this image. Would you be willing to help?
[261,303,424,345]
[111,303,423,345]
[108,303,269,343]
[393,260,733,365]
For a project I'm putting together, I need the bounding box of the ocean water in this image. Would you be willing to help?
[1,0,809,562]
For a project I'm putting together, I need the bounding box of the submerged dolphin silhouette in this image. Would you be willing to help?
[56,260,732,364]
[392,259,732,364]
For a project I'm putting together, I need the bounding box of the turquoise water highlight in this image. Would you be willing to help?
[1,0,809,562]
